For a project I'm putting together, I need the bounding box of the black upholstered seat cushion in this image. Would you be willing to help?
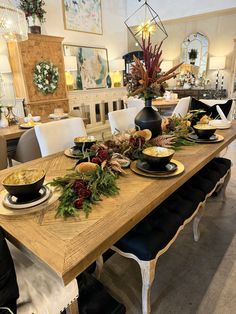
[77,272,126,314]
[207,158,231,177]
[190,98,232,119]
[114,157,231,261]
[0,228,19,312]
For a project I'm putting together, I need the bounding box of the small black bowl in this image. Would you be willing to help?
[2,169,45,199]
[142,147,175,169]
[74,136,96,149]
[193,124,216,139]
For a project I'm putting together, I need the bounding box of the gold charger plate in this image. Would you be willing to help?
[130,159,184,178]
[187,133,224,144]
[64,148,80,159]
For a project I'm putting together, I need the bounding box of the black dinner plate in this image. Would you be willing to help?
[187,133,218,142]
[136,160,178,174]
[7,185,47,205]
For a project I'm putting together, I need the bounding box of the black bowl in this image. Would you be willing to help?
[193,124,216,139]
[142,147,175,169]
[74,136,96,149]
[2,169,45,199]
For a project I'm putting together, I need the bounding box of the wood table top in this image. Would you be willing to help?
[0,124,26,141]
[152,99,179,108]
[0,124,235,285]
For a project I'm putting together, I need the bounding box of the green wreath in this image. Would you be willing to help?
[33,61,59,94]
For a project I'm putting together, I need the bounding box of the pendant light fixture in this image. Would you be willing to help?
[125,0,168,48]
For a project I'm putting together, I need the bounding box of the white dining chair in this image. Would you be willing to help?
[34,117,87,157]
[171,96,191,116]
[108,107,140,134]
[8,243,79,314]
[126,97,145,111]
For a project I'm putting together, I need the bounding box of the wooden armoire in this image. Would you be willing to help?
[8,33,69,117]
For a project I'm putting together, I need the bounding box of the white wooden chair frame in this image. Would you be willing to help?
[96,169,231,314]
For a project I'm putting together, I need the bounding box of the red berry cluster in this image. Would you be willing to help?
[73,179,92,209]
[91,149,109,165]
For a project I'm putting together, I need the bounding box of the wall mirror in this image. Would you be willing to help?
[181,32,209,77]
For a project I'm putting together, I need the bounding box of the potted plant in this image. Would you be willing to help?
[188,49,198,65]
[127,33,182,137]
[19,0,46,34]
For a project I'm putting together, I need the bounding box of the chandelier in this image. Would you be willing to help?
[125,0,168,48]
[0,0,28,42]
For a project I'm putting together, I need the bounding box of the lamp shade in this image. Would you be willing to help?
[110,59,125,72]
[64,56,77,71]
[0,55,11,73]
[0,1,28,42]
[161,60,173,72]
[209,56,226,70]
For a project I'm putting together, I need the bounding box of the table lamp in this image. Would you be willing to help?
[64,56,77,90]
[0,54,15,107]
[110,59,125,87]
[209,56,226,90]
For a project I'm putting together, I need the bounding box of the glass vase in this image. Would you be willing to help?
[135,98,162,138]
[6,106,18,126]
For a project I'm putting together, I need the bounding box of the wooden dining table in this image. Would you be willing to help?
[0,124,235,286]
[152,99,179,114]
[0,124,26,141]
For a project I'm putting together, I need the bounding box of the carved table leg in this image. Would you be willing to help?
[193,204,205,242]
[221,170,231,206]
[140,259,157,314]
[95,255,104,279]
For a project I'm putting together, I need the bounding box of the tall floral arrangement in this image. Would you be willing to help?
[127,34,182,99]
[19,0,46,24]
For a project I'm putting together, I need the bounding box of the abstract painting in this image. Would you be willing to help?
[63,0,102,34]
[64,45,109,89]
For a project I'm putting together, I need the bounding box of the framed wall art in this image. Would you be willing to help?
[62,0,103,34]
[64,44,109,89]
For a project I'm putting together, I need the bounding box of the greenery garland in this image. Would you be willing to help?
[33,61,59,94]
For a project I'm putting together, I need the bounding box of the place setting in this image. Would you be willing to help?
[64,135,97,159]
[0,169,57,216]
[186,123,224,143]
[130,146,185,178]
[19,114,42,129]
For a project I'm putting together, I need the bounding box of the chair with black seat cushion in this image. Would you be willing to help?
[77,272,126,314]
[0,228,79,314]
[0,228,19,314]
[103,157,231,314]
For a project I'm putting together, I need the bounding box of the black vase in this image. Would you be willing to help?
[106,74,112,88]
[135,98,162,138]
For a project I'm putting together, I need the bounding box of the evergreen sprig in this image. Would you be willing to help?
[49,166,119,218]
